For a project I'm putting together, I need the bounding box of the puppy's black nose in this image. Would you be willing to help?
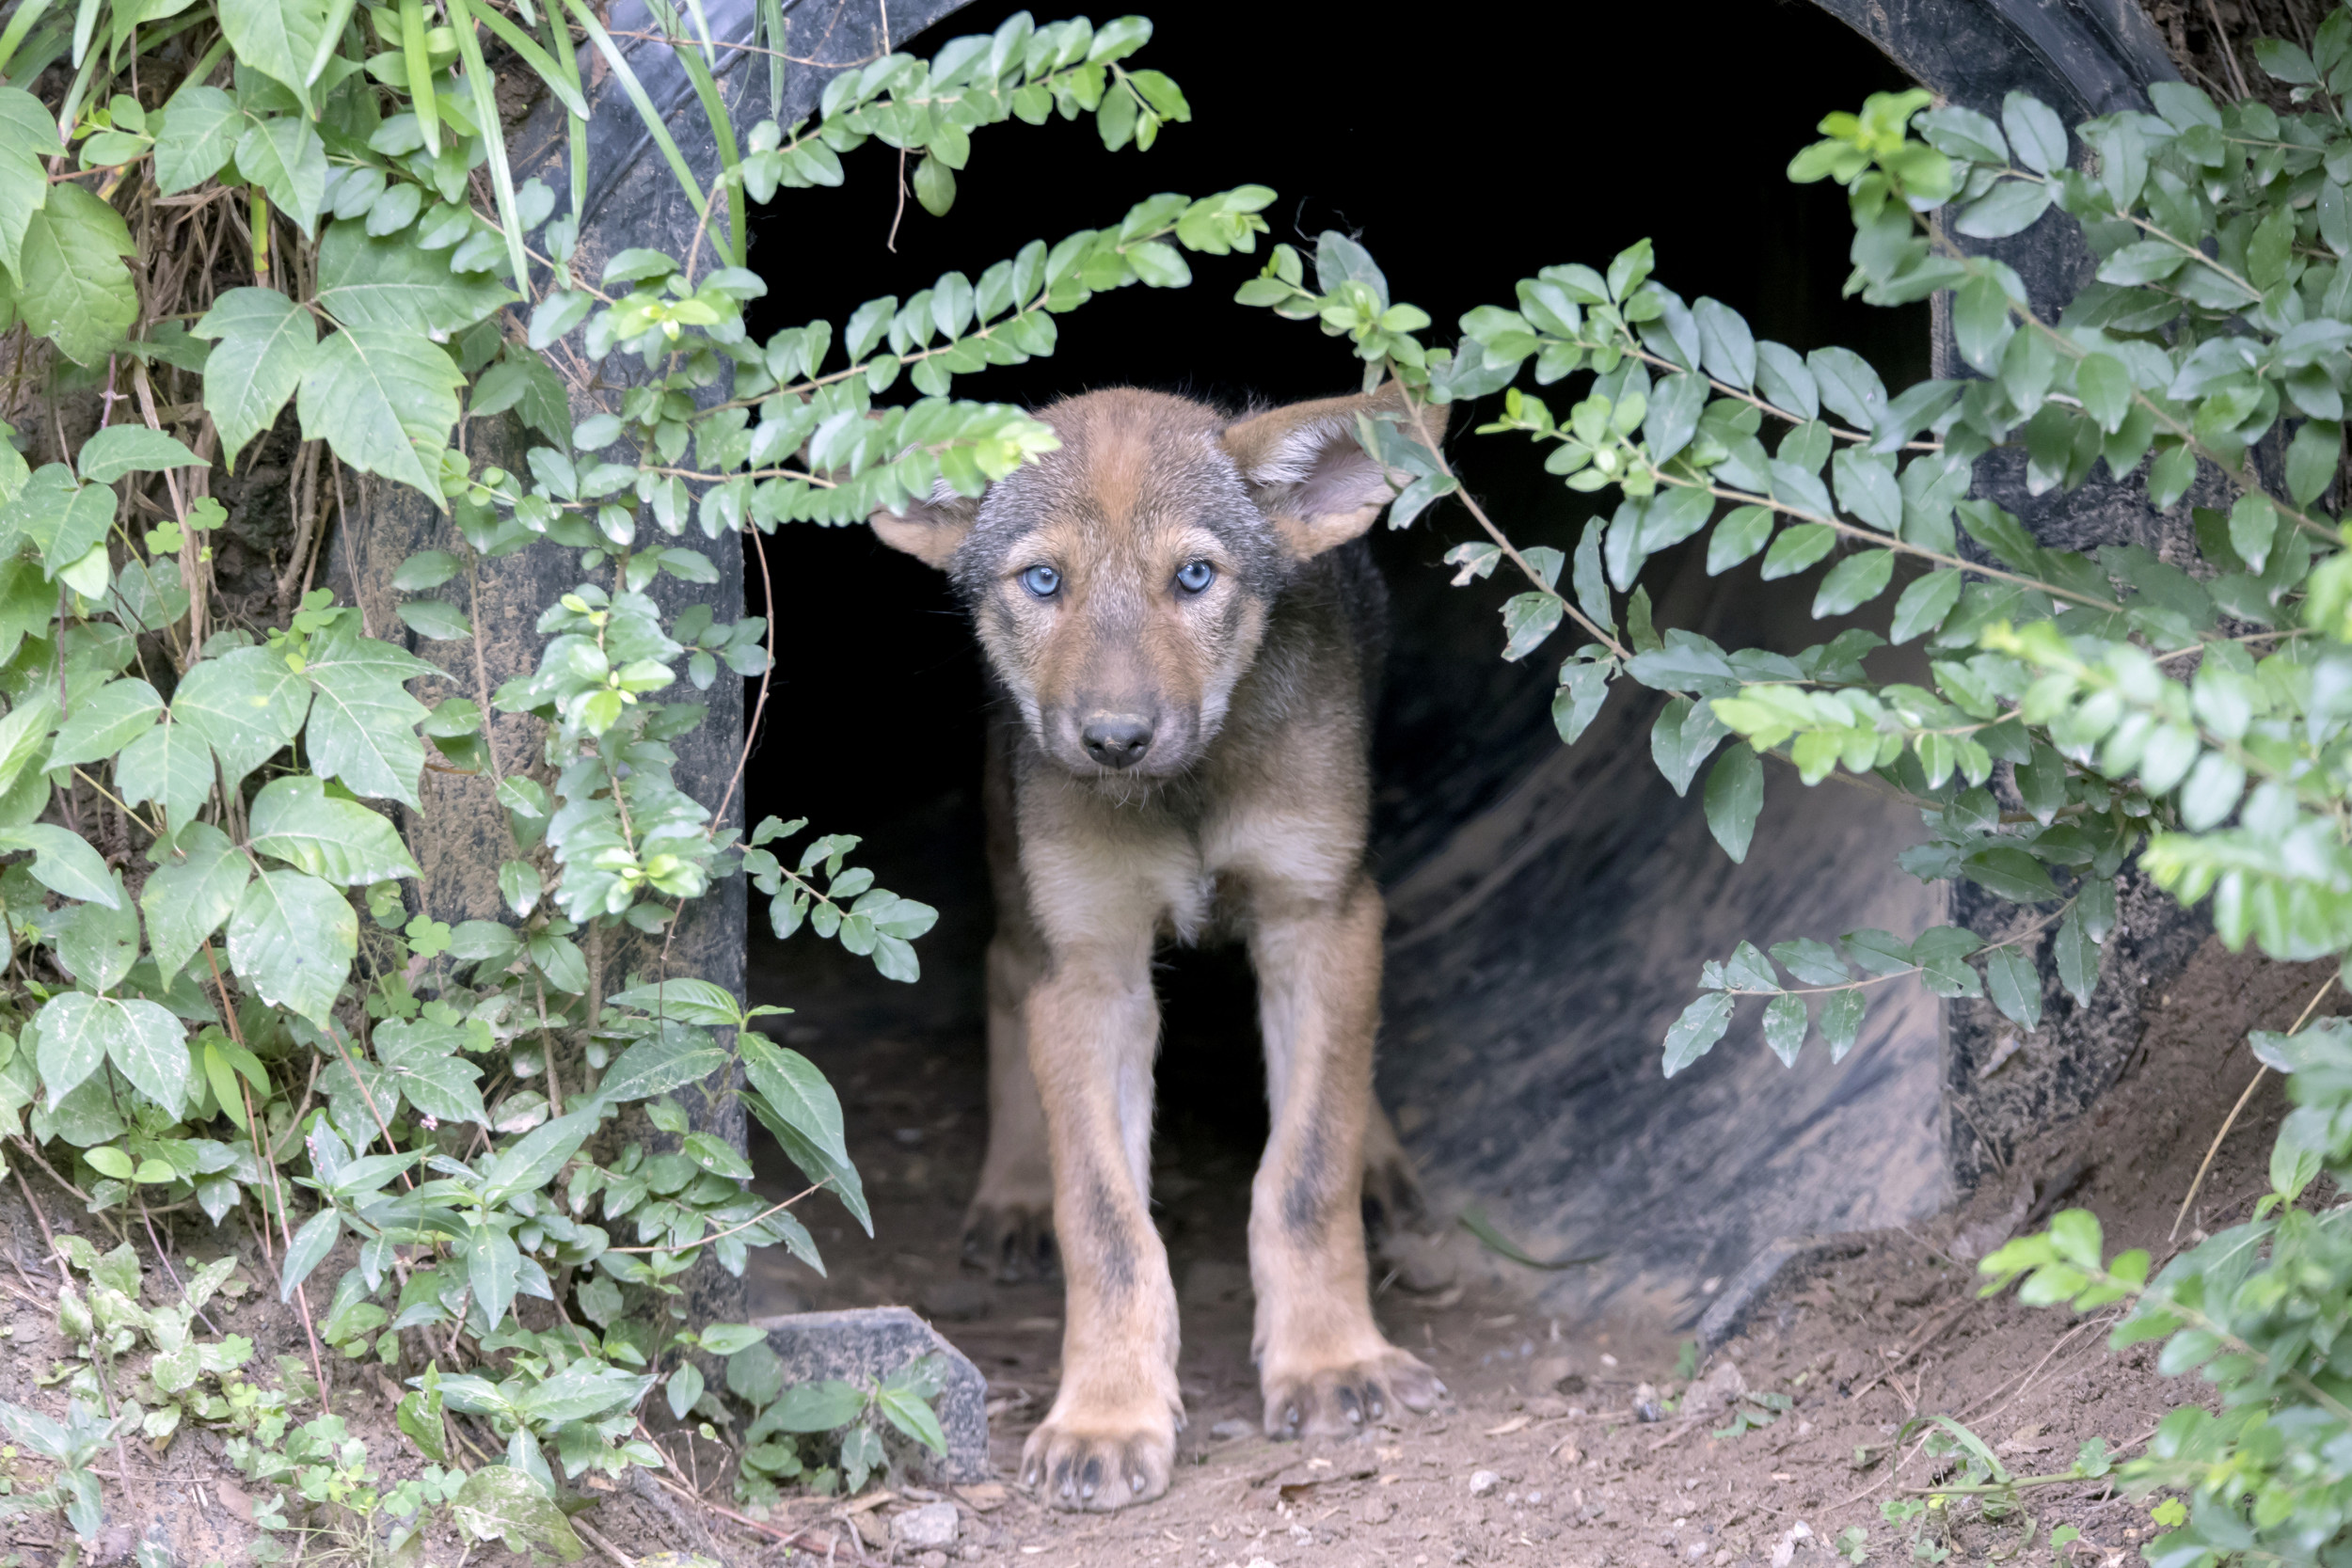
[1081,715,1153,768]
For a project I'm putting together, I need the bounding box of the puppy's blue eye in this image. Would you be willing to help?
[1175,560,1215,594]
[1020,564,1060,598]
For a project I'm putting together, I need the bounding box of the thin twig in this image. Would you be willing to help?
[2169,974,2335,1240]
[2205,0,2254,100]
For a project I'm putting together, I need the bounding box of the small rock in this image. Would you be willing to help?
[850,1513,889,1550]
[1687,1358,1746,1414]
[1470,1470,1501,1497]
[893,1501,960,1549]
[1528,1354,1581,1392]
[1526,1395,1573,1418]
[953,1482,1007,1512]
[917,1277,992,1323]
[917,1555,950,1568]
[1210,1418,1254,1440]
[1360,1496,1394,1525]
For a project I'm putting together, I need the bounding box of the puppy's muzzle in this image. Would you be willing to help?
[1080,713,1155,769]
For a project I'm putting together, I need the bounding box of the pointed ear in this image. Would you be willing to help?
[1222,383,1451,560]
[870,488,982,570]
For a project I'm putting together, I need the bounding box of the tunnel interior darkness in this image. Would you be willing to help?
[736,0,1942,1326]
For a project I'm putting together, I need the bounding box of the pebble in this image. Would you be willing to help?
[892,1501,959,1549]
[1470,1470,1501,1497]
[916,1278,992,1323]
[1210,1418,1254,1440]
[1360,1496,1394,1525]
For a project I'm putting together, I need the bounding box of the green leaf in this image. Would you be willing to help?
[876,1381,948,1455]
[2053,905,2098,1006]
[171,645,310,792]
[227,867,357,1026]
[1963,847,2059,902]
[2002,93,2067,174]
[373,1015,487,1125]
[234,116,327,237]
[218,0,327,113]
[1662,991,1735,1077]
[1818,988,1865,1063]
[664,1360,703,1422]
[1889,568,1963,644]
[392,549,461,591]
[1761,992,1807,1067]
[0,691,57,795]
[278,1208,339,1300]
[1812,548,1894,617]
[142,821,246,986]
[395,599,471,640]
[5,464,117,577]
[0,823,118,905]
[313,221,514,333]
[1759,522,1835,580]
[595,1030,728,1105]
[248,775,420,883]
[2229,495,2277,575]
[740,1032,850,1167]
[300,616,437,806]
[103,993,188,1108]
[1650,695,1727,798]
[1702,742,1763,863]
[34,990,109,1103]
[77,427,202,484]
[297,326,467,498]
[152,87,238,195]
[483,1109,597,1203]
[2289,419,2343,506]
[57,871,138,991]
[607,977,740,1027]
[698,1324,764,1355]
[1984,946,2042,1031]
[1950,275,2012,372]
[116,714,216,833]
[1708,505,1775,575]
[2074,353,2133,434]
[16,183,136,367]
[450,1459,582,1561]
[193,287,318,469]
[763,1377,864,1433]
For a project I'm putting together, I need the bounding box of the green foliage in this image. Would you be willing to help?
[0,0,1215,1534]
[1232,27,2352,1560]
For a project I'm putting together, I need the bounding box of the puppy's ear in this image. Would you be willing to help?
[870,487,982,570]
[1222,382,1449,560]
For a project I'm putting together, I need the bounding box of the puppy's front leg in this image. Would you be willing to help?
[1250,873,1441,1438]
[1019,942,1181,1510]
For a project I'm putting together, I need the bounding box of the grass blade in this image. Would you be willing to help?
[398,0,438,157]
[644,0,739,263]
[469,2,587,119]
[537,2,587,218]
[445,0,530,290]
[0,0,56,79]
[559,0,704,223]
[304,0,359,87]
[760,0,782,118]
[1457,1206,1607,1271]
[67,0,95,67]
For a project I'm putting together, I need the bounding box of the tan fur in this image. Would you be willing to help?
[872,385,1447,1511]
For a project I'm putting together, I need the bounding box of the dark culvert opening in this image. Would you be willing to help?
[735,0,1937,1335]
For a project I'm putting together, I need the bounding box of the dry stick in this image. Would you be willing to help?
[321,1022,414,1189]
[198,940,330,1408]
[2205,0,2254,101]
[641,1462,881,1564]
[1848,1294,1980,1402]
[137,1197,224,1337]
[2169,973,2337,1241]
[572,1518,637,1568]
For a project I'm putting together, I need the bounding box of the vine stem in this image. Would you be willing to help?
[2167,972,2337,1241]
[1395,386,1629,662]
[604,1182,818,1253]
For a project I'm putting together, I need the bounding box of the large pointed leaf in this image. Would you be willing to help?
[152,86,239,195]
[34,990,110,1103]
[740,1034,847,1165]
[216,0,327,114]
[193,288,317,468]
[4,464,116,576]
[278,1208,339,1300]
[57,872,138,991]
[464,1226,522,1333]
[300,616,436,805]
[104,995,189,1110]
[297,326,465,496]
[373,1016,486,1124]
[115,714,216,832]
[482,1110,596,1204]
[0,691,56,797]
[141,821,249,986]
[15,184,136,367]
[312,222,514,334]
[0,824,119,905]
[233,116,326,238]
[77,427,203,484]
[248,775,419,882]
[171,644,310,789]
[0,156,45,282]
[226,867,355,1026]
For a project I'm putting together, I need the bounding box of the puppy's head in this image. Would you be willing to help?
[873,384,1437,783]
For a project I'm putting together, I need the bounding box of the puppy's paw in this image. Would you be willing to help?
[1263,1345,1444,1440]
[961,1193,1057,1282]
[1020,1407,1175,1511]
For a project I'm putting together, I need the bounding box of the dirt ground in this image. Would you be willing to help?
[0,933,2320,1568]
[713,934,2340,1568]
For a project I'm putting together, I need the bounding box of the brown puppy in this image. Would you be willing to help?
[871,384,1442,1510]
